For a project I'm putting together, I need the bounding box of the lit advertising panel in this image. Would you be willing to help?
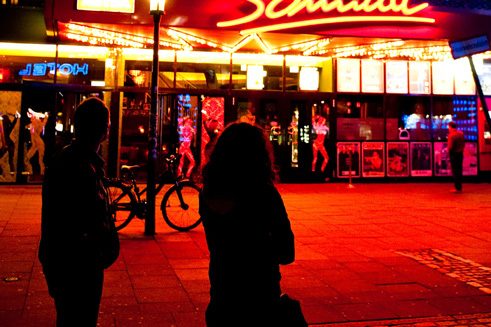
[479,61,491,95]
[361,60,384,93]
[337,142,360,178]
[77,0,135,13]
[362,142,385,177]
[337,58,360,93]
[410,142,432,176]
[409,61,431,94]
[432,61,454,95]
[386,61,408,94]
[454,58,476,95]
[387,142,409,177]
[299,67,319,91]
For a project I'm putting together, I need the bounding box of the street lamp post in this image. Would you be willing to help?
[146,0,165,236]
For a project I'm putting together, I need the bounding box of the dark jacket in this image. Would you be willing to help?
[39,142,111,274]
[199,183,294,325]
[448,130,465,154]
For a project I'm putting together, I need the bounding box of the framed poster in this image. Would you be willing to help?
[409,61,431,94]
[387,142,409,177]
[337,58,360,93]
[463,142,478,176]
[386,61,408,94]
[479,61,491,95]
[432,61,454,95]
[361,60,384,93]
[337,142,360,178]
[454,58,476,95]
[434,142,451,176]
[362,142,385,177]
[201,97,225,166]
[410,142,432,176]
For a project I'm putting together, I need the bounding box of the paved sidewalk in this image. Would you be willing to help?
[1,182,491,326]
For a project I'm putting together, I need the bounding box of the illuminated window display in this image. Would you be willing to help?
[409,61,431,94]
[201,97,225,166]
[311,114,329,173]
[0,91,21,182]
[361,60,384,93]
[385,96,431,141]
[432,61,454,95]
[386,61,408,94]
[478,59,491,95]
[454,58,476,95]
[337,58,360,93]
[177,94,198,179]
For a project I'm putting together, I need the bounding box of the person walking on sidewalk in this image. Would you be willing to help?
[448,121,465,193]
[39,97,119,327]
[200,122,296,326]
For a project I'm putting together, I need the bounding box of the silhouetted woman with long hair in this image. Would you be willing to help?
[200,122,295,326]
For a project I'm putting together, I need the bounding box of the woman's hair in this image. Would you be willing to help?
[74,97,109,143]
[203,122,274,193]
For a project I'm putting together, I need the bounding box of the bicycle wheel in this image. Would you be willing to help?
[106,180,138,231]
[161,181,201,231]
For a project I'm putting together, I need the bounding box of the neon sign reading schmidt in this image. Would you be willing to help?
[217,0,435,34]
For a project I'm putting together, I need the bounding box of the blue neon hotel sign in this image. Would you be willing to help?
[19,62,89,77]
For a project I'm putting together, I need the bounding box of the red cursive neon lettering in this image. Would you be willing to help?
[218,0,433,34]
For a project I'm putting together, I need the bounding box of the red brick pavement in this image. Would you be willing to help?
[1,182,491,326]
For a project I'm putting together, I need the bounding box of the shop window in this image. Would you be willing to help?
[175,52,230,90]
[176,62,230,89]
[0,91,21,183]
[201,96,224,168]
[125,60,174,88]
[385,96,431,141]
[433,96,478,141]
[311,101,331,174]
[231,54,283,91]
[336,95,383,140]
[176,94,199,179]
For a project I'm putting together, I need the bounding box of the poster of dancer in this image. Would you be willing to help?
[387,142,409,177]
[434,142,451,176]
[337,142,360,178]
[201,97,224,166]
[410,142,432,176]
[362,142,384,177]
[463,142,478,176]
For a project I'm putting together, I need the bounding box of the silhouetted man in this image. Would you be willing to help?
[39,97,119,326]
[447,121,465,193]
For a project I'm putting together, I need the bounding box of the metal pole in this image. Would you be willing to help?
[467,56,491,132]
[146,13,162,236]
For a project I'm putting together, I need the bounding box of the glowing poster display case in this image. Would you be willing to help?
[410,142,432,176]
[432,61,454,95]
[299,67,319,91]
[387,142,409,177]
[361,60,384,93]
[337,58,360,93]
[336,142,360,178]
[409,61,431,94]
[386,61,408,94]
[362,142,385,177]
[454,58,476,95]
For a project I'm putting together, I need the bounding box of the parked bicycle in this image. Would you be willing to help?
[105,154,202,232]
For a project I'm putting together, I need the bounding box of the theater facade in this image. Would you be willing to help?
[1,0,491,183]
